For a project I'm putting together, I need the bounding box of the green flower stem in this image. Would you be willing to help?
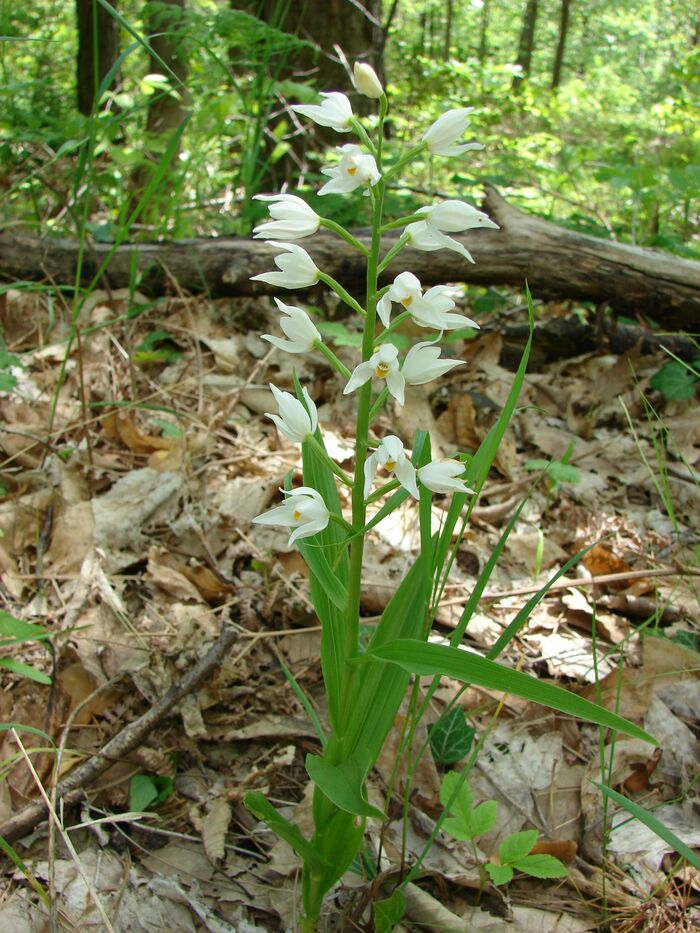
[381,211,428,232]
[368,387,390,421]
[320,217,369,256]
[313,339,352,381]
[306,435,354,487]
[328,511,355,534]
[375,311,411,342]
[381,142,427,182]
[318,272,365,317]
[350,117,377,157]
[365,477,399,504]
[377,231,411,274]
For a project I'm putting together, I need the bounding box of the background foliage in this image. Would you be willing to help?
[0,0,698,256]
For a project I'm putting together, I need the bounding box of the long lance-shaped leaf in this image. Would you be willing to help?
[593,782,700,871]
[306,754,384,820]
[433,287,535,577]
[363,640,657,745]
[244,792,331,873]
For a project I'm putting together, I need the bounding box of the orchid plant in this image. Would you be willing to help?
[244,65,654,931]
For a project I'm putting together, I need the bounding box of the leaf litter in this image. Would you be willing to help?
[0,285,698,930]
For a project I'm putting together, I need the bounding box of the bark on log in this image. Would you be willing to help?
[1,186,698,329]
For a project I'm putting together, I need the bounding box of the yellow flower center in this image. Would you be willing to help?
[384,460,396,472]
[292,510,302,521]
[347,165,358,176]
[401,296,413,307]
[375,362,391,378]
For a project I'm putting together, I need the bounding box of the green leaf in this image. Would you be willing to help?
[364,639,657,745]
[485,862,513,885]
[296,540,348,611]
[499,829,538,864]
[129,774,173,811]
[244,791,331,873]
[374,888,406,932]
[0,611,52,645]
[469,800,499,839]
[0,371,17,392]
[650,361,697,400]
[513,853,568,878]
[593,782,700,871]
[306,754,384,820]
[428,707,476,765]
[316,320,363,348]
[0,657,51,684]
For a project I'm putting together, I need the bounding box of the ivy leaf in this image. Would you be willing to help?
[374,889,405,932]
[428,707,476,765]
[650,361,697,400]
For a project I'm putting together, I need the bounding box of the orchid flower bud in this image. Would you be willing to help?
[405,200,499,263]
[318,144,381,196]
[423,108,484,157]
[364,435,418,499]
[353,62,383,99]
[418,460,474,495]
[261,298,321,354]
[250,241,320,289]
[266,383,318,443]
[292,92,354,132]
[253,194,320,240]
[252,486,330,546]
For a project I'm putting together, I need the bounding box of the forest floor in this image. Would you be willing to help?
[0,283,699,932]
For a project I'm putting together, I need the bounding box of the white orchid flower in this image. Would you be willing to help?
[406,200,499,263]
[250,241,319,289]
[402,340,464,385]
[318,145,381,196]
[252,194,320,240]
[418,459,474,495]
[364,435,418,499]
[353,62,383,99]
[252,486,330,546]
[377,271,423,327]
[266,383,318,443]
[343,343,405,405]
[292,92,354,131]
[261,298,321,354]
[423,108,484,157]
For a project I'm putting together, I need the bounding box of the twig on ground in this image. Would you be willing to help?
[0,621,238,844]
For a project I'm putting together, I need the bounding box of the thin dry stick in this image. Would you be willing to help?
[11,730,117,933]
[0,621,238,844]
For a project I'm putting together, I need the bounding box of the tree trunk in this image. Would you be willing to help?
[2,187,699,329]
[512,0,539,92]
[443,0,454,61]
[478,0,491,65]
[551,0,572,89]
[142,0,188,138]
[75,0,121,115]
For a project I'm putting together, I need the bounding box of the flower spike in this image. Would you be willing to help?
[252,486,330,546]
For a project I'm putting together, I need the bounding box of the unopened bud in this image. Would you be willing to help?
[352,62,383,99]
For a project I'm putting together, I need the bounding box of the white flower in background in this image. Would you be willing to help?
[261,298,321,354]
[252,486,330,545]
[406,200,499,263]
[423,108,484,157]
[250,241,319,289]
[353,62,384,99]
[343,343,405,404]
[377,271,423,326]
[252,194,320,240]
[318,145,381,196]
[266,383,318,443]
[402,341,464,385]
[292,92,354,131]
[418,459,474,495]
[364,435,418,499]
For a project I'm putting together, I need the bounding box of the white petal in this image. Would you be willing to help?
[262,334,306,354]
[343,361,375,394]
[385,370,405,405]
[377,295,392,327]
[394,459,419,499]
[364,451,379,497]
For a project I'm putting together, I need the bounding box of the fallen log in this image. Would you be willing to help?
[0,187,698,328]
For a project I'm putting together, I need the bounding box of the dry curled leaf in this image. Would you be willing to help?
[201,797,232,864]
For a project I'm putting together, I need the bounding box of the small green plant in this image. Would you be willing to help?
[132,330,183,366]
[525,442,581,492]
[0,346,22,393]
[0,611,52,685]
[440,770,568,886]
[650,358,700,401]
[129,773,174,811]
[428,706,476,766]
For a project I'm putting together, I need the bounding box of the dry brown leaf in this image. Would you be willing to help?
[530,838,578,863]
[103,410,178,454]
[201,797,232,864]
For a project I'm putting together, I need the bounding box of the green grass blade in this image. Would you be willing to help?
[244,792,331,872]
[593,781,700,871]
[365,639,657,745]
